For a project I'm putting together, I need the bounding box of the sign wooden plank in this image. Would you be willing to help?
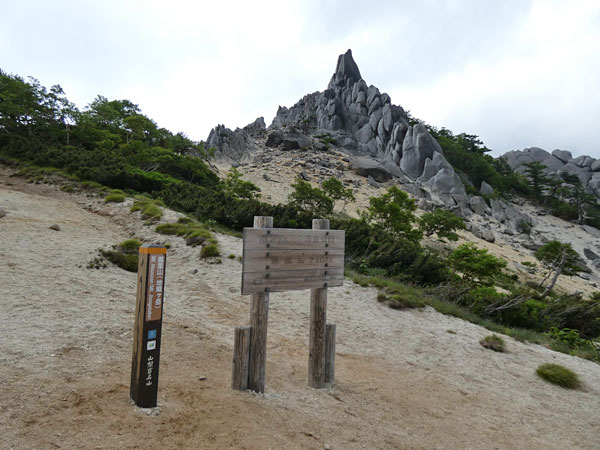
[243,248,344,272]
[241,227,345,295]
[242,267,344,294]
[243,228,345,251]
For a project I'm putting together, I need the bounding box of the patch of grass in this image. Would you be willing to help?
[228,254,236,259]
[100,239,143,272]
[119,239,143,252]
[104,193,125,203]
[201,243,220,258]
[80,180,103,190]
[156,221,216,244]
[480,335,506,352]
[130,196,163,220]
[536,363,581,389]
[60,185,75,193]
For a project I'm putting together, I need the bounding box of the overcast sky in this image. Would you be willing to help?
[2,0,599,157]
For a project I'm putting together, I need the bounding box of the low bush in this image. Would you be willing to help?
[130,196,163,220]
[201,243,220,258]
[156,221,216,244]
[536,363,581,389]
[100,239,142,272]
[104,193,125,203]
[480,335,506,352]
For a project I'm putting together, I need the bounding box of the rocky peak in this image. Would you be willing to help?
[328,49,363,89]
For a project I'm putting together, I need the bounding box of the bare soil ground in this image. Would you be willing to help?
[2,168,600,450]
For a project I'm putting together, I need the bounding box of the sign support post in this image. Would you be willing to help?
[308,219,329,388]
[130,244,167,408]
[247,216,273,393]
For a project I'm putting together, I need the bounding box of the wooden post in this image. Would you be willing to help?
[232,326,251,390]
[247,216,273,393]
[325,324,336,384]
[130,245,167,408]
[308,218,329,388]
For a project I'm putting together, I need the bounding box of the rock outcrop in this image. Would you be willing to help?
[206,119,266,164]
[269,50,464,198]
[502,147,600,195]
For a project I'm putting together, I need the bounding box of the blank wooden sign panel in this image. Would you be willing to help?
[241,228,345,294]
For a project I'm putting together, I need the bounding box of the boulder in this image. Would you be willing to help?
[584,248,600,261]
[350,157,393,182]
[552,149,573,164]
[282,132,311,150]
[418,152,453,182]
[527,147,552,162]
[429,168,467,195]
[560,162,592,186]
[480,181,494,195]
[490,199,507,221]
[572,155,596,168]
[49,224,61,231]
[266,129,284,147]
[582,224,600,238]
[186,235,207,247]
[403,184,431,200]
[591,160,600,172]
[367,176,380,188]
[0,208,5,218]
[472,226,495,243]
[469,196,490,215]
[540,155,566,171]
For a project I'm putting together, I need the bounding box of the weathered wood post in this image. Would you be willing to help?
[130,244,167,408]
[308,219,329,388]
[231,325,250,390]
[325,324,336,384]
[247,216,273,393]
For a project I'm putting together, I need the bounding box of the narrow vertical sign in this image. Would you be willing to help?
[130,245,167,408]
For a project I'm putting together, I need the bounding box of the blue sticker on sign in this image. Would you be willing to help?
[148,329,157,340]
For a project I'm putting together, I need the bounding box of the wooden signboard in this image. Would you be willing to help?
[241,228,345,295]
[130,245,167,408]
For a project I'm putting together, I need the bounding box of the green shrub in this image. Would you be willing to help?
[131,196,163,220]
[119,239,142,253]
[388,293,425,309]
[60,185,75,193]
[480,335,506,352]
[102,251,138,272]
[536,363,581,389]
[105,193,125,203]
[80,180,103,190]
[141,204,162,220]
[100,239,142,272]
[155,223,183,235]
[156,220,217,246]
[201,243,220,258]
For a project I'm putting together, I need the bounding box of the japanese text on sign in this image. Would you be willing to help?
[145,254,165,322]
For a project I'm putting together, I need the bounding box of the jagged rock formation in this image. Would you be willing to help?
[270,50,465,196]
[502,147,600,196]
[205,50,540,234]
[206,118,266,164]
[208,50,465,198]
